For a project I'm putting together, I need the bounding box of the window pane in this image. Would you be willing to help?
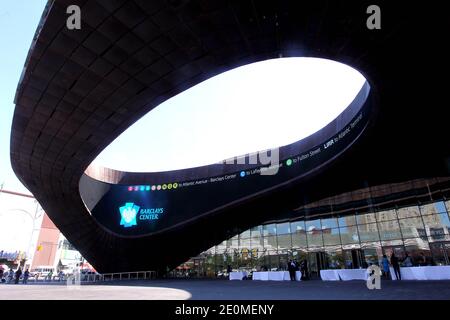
[356,212,376,225]
[339,226,359,244]
[305,218,321,231]
[321,217,338,229]
[338,214,356,227]
[240,229,250,239]
[377,220,402,240]
[446,200,450,213]
[397,205,420,218]
[263,224,277,236]
[420,202,446,215]
[307,230,323,247]
[277,234,292,250]
[323,228,341,246]
[263,235,278,250]
[291,230,307,248]
[251,226,262,239]
[376,209,397,222]
[251,237,264,251]
[291,220,306,232]
[276,222,290,235]
[422,213,450,228]
[399,217,425,239]
[239,238,251,250]
[358,223,380,242]
[227,238,239,250]
[423,213,450,242]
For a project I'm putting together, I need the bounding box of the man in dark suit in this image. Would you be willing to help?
[287,259,296,281]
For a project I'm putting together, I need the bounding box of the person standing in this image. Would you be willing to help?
[14,267,22,284]
[47,270,53,282]
[391,253,401,280]
[287,259,295,281]
[300,259,309,280]
[7,270,14,283]
[381,254,390,279]
[418,252,427,266]
[403,252,413,267]
[22,269,29,284]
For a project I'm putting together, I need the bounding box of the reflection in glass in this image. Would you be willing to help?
[377,220,402,240]
[277,234,292,250]
[177,198,450,276]
[291,220,306,232]
[338,214,357,227]
[277,222,290,235]
[420,202,447,215]
[305,219,321,231]
[240,229,250,239]
[263,224,277,236]
[321,217,338,229]
[399,217,425,239]
[263,235,278,251]
[292,230,307,248]
[376,209,397,221]
[358,223,380,242]
[397,205,420,218]
[307,230,323,247]
[323,228,341,246]
[339,226,359,244]
[356,212,376,225]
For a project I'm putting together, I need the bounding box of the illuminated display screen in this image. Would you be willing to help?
[84,89,371,236]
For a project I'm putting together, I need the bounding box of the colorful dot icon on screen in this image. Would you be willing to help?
[157,185,161,190]
[145,186,150,191]
[151,185,156,191]
[286,159,293,166]
[168,183,172,189]
[240,171,246,177]
[173,183,178,189]
[134,186,139,191]
[162,184,167,190]
[140,186,145,191]
[128,186,133,191]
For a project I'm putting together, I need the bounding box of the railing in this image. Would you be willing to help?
[7,271,157,284]
[99,271,156,282]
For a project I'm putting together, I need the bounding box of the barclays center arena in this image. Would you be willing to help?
[10,0,450,278]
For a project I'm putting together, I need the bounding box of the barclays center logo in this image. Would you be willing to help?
[119,202,164,228]
[119,202,140,227]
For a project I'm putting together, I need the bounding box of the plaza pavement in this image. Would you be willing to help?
[1,279,449,300]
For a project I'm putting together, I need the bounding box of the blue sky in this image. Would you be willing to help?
[0,0,47,193]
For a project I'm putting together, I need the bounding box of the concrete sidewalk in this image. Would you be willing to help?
[1,279,449,300]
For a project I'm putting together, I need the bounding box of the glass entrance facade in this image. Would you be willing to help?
[174,192,450,278]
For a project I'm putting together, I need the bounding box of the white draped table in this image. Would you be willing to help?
[252,271,269,281]
[390,266,450,280]
[320,269,369,281]
[252,271,301,281]
[229,271,248,280]
[338,269,369,281]
[320,270,340,281]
